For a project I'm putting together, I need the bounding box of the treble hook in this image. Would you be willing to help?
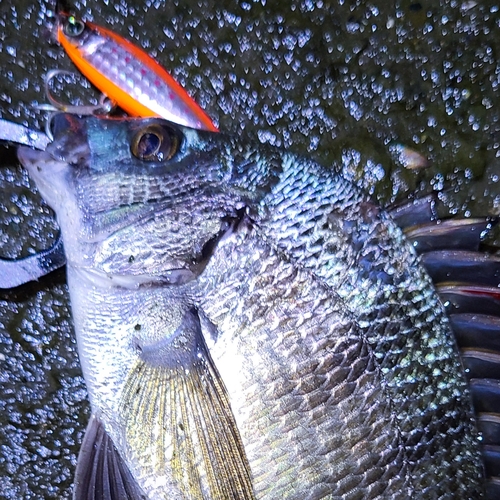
[36,69,115,116]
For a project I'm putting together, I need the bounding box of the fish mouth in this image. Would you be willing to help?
[17,113,91,185]
[17,113,90,217]
[17,146,69,210]
[17,113,94,237]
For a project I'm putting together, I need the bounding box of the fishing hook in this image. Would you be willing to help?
[37,69,115,116]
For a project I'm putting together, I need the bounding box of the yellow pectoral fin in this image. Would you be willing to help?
[120,308,255,500]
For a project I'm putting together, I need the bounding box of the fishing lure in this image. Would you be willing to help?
[56,12,218,131]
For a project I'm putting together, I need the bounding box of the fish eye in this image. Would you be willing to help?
[130,124,180,162]
[63,16,85,37]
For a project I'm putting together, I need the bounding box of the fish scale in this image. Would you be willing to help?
[197,222,410,499]
[243,153,482,494]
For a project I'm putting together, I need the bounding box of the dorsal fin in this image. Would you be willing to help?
[392,198,500,498]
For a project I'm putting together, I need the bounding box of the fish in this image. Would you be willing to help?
[55,12,218,131]
[17,113,488,499]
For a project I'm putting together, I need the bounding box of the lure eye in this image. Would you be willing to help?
[63,16,85,37]
[131,125,180,162]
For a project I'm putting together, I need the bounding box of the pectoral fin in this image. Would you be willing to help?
[120,307,255,500]
[73,413,146,500]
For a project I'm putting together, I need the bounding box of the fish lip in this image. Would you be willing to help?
[15,114,90,170]
[17,146,70,204]
[17,146,67,177]
[16,113,90,204]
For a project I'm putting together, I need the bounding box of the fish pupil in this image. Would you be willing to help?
[64,17,85,37]
[136,132,161,159]
[131,125,180,162]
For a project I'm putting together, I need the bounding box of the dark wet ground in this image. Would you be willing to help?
[0,0,499,497]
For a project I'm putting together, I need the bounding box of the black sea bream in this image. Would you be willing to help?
[17,114,485,499]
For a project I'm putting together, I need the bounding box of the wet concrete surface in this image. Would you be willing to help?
[0,0,499,497]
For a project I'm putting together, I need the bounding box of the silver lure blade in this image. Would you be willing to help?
[0,118,50,151]
[0,118,65,288]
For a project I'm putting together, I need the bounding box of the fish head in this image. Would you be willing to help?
[18,114,280,284]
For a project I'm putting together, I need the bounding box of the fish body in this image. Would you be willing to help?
[56,13,218,131]
[18,114,484,499]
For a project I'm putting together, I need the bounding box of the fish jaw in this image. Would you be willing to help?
[17,147,76,216]
[17,143,89,269]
